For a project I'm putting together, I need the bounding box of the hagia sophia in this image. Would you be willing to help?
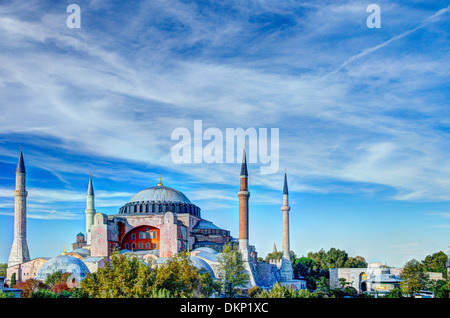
[4,147,306,291]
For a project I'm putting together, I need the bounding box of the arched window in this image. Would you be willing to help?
[132,243,136,249]
[146,242,150,249]
[125,243,129,249]
[121,225,160,250]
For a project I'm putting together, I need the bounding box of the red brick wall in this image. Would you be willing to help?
[121,225,160,250]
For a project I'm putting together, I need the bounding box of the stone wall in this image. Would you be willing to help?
[256,262,280,288]
[6,258,49,284]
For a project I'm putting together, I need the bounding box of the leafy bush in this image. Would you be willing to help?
[0,290,16,298]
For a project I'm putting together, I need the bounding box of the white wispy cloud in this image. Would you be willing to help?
[0,0,448,204]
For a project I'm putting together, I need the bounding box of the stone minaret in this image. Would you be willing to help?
[237,145,257,287]
[8,148,31,267]
[85,173,96,245]
[280,169,294,281]
[238,145,250,258]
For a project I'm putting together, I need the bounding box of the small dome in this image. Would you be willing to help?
[153,255,215,278]
[189,256,215,278]
[130,185,191,204]
[36,254,90,282]
[192,247,219,255]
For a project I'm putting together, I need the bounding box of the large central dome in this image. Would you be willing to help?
[130,185,191,204]
[118,179,200,217]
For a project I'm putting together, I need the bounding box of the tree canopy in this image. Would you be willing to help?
[77,251,220,298]
[217,242,249,296]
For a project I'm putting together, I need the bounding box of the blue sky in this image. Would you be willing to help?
[0,0,449,268]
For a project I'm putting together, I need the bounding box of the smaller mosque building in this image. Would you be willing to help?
[330,263,403,293]
[363,268,402,294]
[330,262,443,295]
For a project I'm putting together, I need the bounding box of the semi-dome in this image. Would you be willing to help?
[154,255,216,279]
[36,254,90,283]
[130,185,191,204]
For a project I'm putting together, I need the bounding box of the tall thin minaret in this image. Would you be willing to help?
[8,147,31,267]
[85,172,96,245]
[237,144,257,287]
[280,169,294,281]
[238,144,250,258]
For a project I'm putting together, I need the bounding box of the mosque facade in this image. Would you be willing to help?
[5,148,306,292]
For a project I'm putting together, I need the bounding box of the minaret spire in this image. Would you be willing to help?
[237,143,257,287]
[240,144,248,177]
[8,147,31,267]
[87,172,94,195]
[280,169,293,281]
[85,173,96,245]
[283,168,288,195]
[238,143,250,250]
[16,146,25,174]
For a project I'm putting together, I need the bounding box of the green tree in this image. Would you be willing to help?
[10,273,16,287]
[265,251,282,262]
[292,257,313,279]
[338,277,350,289]
[343,286,357,297]
[422,251,448,279]
[428,280,449,298]
[384,288,403,298]
[256,282,297,298]
[0,291,15,298]
[45,271,71,288]
[307,249,327,272]
[247,286,261,298]
[13,278,48,298]
[324,248,348,269]
[297,289,321,298]
[79,251,153,298]
[265,251,296,264]
[152,252,220,298]
[329,288,344,298]
[315,276,330,294]
[400,259,429,297]
[217,242,249,297]
[344,256,368,268]
[30,289,61,298]
[0,263,7,277]
[78,251,219,298]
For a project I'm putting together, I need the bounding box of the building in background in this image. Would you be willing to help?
[330,262,443,296]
